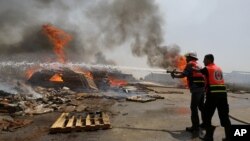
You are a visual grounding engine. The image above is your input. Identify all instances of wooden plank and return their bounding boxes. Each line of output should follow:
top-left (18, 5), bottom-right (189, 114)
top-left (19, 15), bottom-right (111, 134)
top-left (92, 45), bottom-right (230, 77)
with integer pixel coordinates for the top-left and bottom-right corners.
top-left (85, 114), bottom-right (91, 127)
top-left (50, 113), bottom-right (69, 133)
top-left (64, 115), bottom-right (75, 132)
top-left (66, 116), bottom-right (75, 128)
top-left (85, 114), bottom-right (95, 130)
top-left (95, 112), bottom-right (104, 127)
top-left (102, 112), bottom-right (111, 129)
top-left (50, 113), bottom-right (66, 128)
top-left (75, 116), bottom-right (85, 131)
top-left (94, 116), bottom-right (100, 129)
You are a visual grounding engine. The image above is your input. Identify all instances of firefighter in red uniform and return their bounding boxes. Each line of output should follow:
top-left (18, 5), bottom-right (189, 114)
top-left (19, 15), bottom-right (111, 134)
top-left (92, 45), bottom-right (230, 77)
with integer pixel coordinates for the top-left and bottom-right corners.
top-left (171, 52), bottom-right (205, 132)
top-left (200, 54), bottom-right (231, 141)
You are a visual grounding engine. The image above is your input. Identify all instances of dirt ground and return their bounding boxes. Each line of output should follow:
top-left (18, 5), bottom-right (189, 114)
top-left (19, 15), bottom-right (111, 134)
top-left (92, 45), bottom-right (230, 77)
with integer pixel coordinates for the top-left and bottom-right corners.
top-left (1, 87), bottom-right (249, 141)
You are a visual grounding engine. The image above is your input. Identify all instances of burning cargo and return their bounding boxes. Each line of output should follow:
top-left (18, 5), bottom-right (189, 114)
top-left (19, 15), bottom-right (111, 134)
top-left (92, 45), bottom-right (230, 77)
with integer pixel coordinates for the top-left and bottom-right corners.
top-left (27, 68), bottom-right (97, 92)
top-left (27, 67), bottom-right (135, 92)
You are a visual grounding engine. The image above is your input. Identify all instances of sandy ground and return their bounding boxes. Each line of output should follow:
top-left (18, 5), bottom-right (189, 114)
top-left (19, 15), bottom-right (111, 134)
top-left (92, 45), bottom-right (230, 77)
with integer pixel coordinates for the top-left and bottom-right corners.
top-left (1, 87), bottom-right (249, 141)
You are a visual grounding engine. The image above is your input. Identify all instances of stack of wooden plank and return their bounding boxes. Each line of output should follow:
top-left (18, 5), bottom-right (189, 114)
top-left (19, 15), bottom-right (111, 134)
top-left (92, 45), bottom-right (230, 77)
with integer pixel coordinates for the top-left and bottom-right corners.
top-left (50, 112), bottom-right (111, 133)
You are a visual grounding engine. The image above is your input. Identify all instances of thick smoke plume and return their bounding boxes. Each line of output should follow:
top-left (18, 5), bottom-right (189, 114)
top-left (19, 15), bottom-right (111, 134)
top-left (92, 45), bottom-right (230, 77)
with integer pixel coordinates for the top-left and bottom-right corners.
top-left (87, 0), bottom-right (181, 68)
top-left (0, 0), bottom-right (181, 68)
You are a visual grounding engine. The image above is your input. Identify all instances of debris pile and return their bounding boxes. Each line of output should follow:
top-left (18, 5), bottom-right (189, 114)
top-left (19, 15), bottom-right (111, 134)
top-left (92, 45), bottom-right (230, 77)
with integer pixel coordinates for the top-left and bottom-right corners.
top-left (0, 86), bottom-right (74, 116)
top-left (0, 66), bottom-right (186, 133)
top-left (27, 68), bottom-right (98, 92)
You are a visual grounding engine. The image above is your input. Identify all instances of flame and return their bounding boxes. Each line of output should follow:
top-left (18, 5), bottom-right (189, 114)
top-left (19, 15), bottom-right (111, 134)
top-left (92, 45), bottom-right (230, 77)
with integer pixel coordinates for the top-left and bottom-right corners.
top-left (42, 24), bottom-right (72, 63)
top-left (177, 56), bottom-right (188, 87)
top-left (108, 76), bottom-right (127, 87)
top-left (25, 67), bottom-right (40, 79)
top-left (49, 73), bottom-right (63, 82)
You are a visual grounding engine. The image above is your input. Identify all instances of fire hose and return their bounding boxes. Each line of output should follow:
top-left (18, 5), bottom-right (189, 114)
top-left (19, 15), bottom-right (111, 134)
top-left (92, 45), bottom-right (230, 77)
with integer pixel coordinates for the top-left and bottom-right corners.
top-left (229, 114), bottom-right (250, 125)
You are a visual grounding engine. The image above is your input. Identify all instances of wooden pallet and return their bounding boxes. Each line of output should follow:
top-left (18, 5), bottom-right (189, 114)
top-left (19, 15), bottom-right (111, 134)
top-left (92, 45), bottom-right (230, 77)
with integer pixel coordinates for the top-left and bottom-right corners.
top-left (50, 112), bottom-right (111, 133)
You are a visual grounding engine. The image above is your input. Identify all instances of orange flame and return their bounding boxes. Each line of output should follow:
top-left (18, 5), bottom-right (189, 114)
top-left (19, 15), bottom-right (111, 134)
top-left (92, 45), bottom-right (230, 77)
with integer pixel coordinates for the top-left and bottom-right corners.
top-left (25, 67), bottom-right (40, 79)
top-left (42, 24), bottom-right (72, 63)
top-left (108, 76), bottom-right (127, 87)
top-left (49, 73), bottom-right (63, 82)
top-left (177, 56), bottom-right (188, 87)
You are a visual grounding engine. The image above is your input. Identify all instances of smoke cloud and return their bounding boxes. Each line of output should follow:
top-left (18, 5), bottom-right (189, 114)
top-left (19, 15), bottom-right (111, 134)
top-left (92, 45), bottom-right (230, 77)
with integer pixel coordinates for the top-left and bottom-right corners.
top-left (94, 52), bottom-right (116, 65)
top-left (0, 0), bottom-right (181, 68)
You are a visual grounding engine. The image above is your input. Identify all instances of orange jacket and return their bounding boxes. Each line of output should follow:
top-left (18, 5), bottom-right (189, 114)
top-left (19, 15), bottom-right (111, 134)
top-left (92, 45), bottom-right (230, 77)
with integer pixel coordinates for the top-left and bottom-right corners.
top-left (206, 63), bottom-right (226, 93)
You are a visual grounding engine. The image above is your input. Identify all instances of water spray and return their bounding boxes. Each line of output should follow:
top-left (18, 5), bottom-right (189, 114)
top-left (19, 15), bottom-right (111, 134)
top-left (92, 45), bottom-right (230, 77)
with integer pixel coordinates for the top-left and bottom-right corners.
top-left (0, 61), bottom-right (168, 73)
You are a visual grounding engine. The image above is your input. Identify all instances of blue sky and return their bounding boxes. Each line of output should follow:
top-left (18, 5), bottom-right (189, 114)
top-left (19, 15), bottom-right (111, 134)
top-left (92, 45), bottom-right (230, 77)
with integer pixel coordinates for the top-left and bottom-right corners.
top-left (109, 0), bottom-right (250, 73)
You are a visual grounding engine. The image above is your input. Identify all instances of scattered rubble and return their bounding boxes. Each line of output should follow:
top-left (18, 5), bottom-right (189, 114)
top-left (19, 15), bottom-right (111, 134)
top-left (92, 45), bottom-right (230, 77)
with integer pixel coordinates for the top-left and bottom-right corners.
top-left (0, 114), bottom-right (32, 132)
top-left (0, 69), bottom-right (187, 133)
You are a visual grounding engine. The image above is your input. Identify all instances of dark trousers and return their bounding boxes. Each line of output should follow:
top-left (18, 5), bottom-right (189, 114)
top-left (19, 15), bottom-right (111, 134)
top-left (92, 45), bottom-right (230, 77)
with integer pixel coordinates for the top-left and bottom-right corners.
top-left (204, 93), bottom-right (231, 128)
top-left (190, 92), bottom-right (205, 128)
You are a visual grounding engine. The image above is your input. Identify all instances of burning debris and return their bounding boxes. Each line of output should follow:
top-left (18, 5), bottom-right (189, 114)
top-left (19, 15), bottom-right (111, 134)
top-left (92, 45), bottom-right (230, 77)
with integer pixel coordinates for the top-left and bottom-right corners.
top-left (26, 66), bottom-right (136, 92)
top-left (27, 68), bottom-right (98, 92)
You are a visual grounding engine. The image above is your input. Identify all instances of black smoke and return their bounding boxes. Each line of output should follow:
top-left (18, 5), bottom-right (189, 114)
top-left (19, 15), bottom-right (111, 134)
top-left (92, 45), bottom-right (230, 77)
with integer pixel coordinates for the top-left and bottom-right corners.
top-left (0, 0), bottom-right (181, 68)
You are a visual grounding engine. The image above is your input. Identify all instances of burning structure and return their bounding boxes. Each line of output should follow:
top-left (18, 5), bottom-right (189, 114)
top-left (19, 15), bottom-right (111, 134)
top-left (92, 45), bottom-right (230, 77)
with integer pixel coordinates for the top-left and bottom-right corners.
top-left (27, 68), bottom-right (97, 91)
top-left (0, 0), bottom-right (189, 136)
top-left (26, 67), bottom-right (136, 92)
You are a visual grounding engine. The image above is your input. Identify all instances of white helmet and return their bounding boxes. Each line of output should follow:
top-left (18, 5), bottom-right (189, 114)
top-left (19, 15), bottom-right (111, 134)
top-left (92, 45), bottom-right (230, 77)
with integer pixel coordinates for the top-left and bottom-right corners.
top-left (185, 51), bottom-right (198, 60)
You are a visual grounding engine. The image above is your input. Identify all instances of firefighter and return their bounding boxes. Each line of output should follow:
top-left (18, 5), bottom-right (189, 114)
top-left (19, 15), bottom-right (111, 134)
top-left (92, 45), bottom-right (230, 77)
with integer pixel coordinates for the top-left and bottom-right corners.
top-left (200, 54), bottom-right (231, 141)
top-left (171, 51), bottom-right (205, 132)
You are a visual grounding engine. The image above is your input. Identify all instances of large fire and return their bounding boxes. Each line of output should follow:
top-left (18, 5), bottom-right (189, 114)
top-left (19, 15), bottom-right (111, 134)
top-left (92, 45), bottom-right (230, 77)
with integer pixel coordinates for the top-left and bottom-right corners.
top-left (177, 55), bottom-right (188, 87)
top-left (42, 24), bottom-right (72, 63)
top-left (25, 24), bottom-right (72, 81)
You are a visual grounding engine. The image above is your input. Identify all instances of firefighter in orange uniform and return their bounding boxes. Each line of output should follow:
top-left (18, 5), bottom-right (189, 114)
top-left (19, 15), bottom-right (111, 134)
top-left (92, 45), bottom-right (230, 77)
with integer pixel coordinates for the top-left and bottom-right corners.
top-left (171, 52), bottom-right (206, 132)
top-left (200, 54), bottom-right (231, 141)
